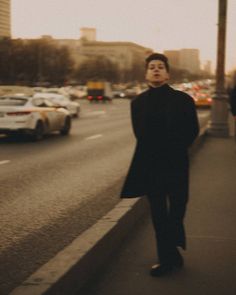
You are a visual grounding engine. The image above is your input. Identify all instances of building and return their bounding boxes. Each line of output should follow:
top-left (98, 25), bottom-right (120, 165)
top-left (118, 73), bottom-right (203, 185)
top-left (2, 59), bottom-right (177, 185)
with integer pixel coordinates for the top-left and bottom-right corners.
top-left (0, 0), bottom-right (11, 38)
top-left (54, 27), bottom-right (152, 71)
top-left (49, 28), bottom-right (151, 73)
top-left (164, 50), bottom-right (180, 69)
top-left (76, 39), bottom-right (151, 71)
top-left (179, 48), bottom-right (200, 74)
top-left (164, 48), bottom-right (201, 74)
top-left (203, 60), bottom-right (212, 75)
top-left (80, 27), bottom-right (96, 42)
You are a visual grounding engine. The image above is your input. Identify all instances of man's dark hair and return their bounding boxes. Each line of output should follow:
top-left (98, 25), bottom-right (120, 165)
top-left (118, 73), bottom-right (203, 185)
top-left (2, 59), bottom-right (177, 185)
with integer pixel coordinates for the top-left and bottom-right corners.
top-left (145, 53), bottom-right (170, 72)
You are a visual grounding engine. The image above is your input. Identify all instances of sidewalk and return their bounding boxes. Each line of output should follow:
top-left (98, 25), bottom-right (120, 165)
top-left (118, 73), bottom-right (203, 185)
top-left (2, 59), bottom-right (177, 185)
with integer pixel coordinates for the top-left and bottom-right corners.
top-left (79, 136), bottom-right (236, 295)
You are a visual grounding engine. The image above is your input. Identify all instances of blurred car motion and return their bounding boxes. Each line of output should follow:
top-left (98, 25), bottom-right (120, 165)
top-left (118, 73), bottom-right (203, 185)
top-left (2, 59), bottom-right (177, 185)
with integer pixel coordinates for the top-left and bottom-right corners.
top-left (173, 80), bottom-right (213, 109)
top-left (193, 92), bottom-right (212, 108)
top-left (0, 94), bottom-right (71, 140)
top-left (34, 92), bottom-right (80, 117)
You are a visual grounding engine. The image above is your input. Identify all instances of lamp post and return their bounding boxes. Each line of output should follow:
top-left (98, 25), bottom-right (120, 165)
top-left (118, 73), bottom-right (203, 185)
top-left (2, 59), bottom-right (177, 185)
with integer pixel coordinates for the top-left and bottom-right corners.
top-left (208, 0), bottom-right (229, 137)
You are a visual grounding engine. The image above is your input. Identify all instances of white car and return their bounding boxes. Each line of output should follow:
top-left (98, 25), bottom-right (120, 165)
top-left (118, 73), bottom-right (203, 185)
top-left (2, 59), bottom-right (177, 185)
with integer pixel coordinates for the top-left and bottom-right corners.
top-left (34, 92), bottom-right (80, 117)
top-left (0, 94), bottom-right (72, 140)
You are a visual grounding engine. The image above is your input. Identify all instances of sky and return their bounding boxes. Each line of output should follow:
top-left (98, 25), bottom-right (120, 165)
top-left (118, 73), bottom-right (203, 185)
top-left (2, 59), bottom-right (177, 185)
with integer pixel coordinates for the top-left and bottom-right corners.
top-left (11, 0), bottom-right (236, 72)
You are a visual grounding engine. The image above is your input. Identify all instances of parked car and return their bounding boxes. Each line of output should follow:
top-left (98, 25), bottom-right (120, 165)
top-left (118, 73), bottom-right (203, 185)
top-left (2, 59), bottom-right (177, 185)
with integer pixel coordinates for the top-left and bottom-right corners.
top-left (34, 92), bottom-right (80, 117)
top-left (0, 94), bottom-right (71, 140)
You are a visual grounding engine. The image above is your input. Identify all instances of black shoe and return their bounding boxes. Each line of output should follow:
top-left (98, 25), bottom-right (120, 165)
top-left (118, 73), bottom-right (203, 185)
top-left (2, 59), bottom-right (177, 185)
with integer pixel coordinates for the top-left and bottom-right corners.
top-left (150, 264), bottom-right (173, 277)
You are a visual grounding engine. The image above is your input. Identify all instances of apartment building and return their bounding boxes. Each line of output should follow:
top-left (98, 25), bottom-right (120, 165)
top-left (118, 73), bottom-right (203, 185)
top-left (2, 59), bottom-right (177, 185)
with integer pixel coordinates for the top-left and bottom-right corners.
top-left (0, 0), bottom-right (11, 38)
top-left (164, 48), bottom-right (201, 74)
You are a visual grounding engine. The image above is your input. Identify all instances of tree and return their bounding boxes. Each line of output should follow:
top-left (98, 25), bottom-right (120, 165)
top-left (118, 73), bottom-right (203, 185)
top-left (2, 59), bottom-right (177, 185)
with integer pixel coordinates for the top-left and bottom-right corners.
top-left (0, 38), bottom-right (74, 86)
top-left (73, 56), bottom-right (119, 83)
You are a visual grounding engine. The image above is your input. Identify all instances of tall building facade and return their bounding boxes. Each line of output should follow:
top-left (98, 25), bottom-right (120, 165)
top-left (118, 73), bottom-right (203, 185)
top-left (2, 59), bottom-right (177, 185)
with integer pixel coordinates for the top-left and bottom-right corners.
top-left (164, 50), bottom-right (180, 68)
top-left (179, 49), bottom-right (200, 74)
top-left (164, 48), bottom-right (201, 74)
top-left (0, 0), bottom-right (11, 38)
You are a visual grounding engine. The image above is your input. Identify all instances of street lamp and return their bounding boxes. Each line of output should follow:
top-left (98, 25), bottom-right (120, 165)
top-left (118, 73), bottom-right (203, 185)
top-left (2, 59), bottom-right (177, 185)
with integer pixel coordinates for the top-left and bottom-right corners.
top-left (208, 0), bottom-right (229, 137)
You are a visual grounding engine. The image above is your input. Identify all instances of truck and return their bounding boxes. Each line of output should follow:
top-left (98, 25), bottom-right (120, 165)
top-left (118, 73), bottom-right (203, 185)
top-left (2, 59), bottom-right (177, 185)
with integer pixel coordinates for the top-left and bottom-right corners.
top-left (86, 81), bottom-right (113, 102)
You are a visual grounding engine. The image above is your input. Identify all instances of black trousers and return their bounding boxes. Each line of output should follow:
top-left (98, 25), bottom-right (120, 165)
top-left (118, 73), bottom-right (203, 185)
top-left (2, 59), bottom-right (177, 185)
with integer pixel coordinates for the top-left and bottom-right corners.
top-left (147, 189), bottom-right (188, 265)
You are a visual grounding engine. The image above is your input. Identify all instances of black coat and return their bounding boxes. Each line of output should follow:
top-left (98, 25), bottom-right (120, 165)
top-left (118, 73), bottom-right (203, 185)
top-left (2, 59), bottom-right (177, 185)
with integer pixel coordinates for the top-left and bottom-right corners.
top-left (229, 86), bottom-right (236, 116)
top-left (121, 84), bottom-right (199, 198)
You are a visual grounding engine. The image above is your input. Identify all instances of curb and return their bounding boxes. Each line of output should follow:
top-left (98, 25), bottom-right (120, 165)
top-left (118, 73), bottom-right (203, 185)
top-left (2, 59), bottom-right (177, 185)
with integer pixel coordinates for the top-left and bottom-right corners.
top-left (10, 198), bottom-right (149, 295)
top-left (10, 127), bottom-right (208, 295)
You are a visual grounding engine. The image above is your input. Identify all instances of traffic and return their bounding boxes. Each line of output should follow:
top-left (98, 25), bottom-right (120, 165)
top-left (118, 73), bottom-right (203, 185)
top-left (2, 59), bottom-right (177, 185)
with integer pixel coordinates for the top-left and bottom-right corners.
top-left (0, 79), bottom-right (214, 141)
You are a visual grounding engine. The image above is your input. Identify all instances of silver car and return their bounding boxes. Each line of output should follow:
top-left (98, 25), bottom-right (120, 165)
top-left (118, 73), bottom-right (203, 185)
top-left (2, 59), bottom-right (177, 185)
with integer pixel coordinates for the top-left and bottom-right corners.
top-left (34, 92), bottom-right (80, 117)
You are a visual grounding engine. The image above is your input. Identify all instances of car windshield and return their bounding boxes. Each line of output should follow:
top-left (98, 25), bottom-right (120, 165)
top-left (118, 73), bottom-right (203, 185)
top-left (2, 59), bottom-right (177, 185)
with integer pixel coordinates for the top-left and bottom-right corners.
top-left (0, 97), bottom-right (28, 106)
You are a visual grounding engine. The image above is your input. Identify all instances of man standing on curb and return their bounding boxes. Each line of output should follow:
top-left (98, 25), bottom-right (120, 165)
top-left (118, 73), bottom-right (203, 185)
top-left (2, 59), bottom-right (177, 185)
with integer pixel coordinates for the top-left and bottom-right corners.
top-left (121, 53), bottom-right (199, 277)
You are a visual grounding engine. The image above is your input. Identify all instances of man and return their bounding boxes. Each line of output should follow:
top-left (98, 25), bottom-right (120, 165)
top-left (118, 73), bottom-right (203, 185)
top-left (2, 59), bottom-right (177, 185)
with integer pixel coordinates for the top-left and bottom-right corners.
top-left (121, 53), bottom-right (199, 277)
top-left (229, 85), bottom-right (236, 116)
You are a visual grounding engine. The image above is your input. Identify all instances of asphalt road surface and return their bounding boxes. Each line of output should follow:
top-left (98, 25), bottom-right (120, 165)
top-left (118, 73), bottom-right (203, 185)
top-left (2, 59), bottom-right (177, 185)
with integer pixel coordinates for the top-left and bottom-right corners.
top-left (0, 99), bottom-right (210, 294)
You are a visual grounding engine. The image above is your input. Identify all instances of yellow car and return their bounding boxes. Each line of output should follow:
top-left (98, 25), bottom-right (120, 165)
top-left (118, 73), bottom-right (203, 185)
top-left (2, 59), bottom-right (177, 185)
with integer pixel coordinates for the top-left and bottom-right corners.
top-left (193, 92), bottom-right (212, 108)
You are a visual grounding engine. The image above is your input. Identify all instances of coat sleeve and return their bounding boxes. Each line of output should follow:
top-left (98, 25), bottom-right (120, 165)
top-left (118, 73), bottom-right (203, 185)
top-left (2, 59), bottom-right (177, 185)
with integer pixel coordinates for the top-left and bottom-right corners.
top-left (183, 94), bottom-right (200, 147)
top-left (130, 98), bottom-right (143, 140)
top-left (229, 87), bottom-right (236, 116)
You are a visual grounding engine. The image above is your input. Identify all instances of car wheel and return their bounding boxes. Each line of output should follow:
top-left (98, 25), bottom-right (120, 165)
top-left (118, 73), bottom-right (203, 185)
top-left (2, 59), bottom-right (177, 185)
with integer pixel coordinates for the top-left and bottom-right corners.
top-left (60, 116), bottom-right (71, 136)
top-left (32, 121), bottom-right (44, 141)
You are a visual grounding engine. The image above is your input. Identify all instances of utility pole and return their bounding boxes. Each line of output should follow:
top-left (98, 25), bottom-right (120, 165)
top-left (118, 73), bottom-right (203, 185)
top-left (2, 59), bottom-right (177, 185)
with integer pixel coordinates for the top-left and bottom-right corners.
top-left (208, 0), bottom-right (229, 137)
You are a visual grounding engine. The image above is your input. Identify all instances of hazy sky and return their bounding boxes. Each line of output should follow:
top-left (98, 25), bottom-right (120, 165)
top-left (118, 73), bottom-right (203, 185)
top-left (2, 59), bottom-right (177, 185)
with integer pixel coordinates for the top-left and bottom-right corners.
top-left (11, 0), bottom-right (236, 72)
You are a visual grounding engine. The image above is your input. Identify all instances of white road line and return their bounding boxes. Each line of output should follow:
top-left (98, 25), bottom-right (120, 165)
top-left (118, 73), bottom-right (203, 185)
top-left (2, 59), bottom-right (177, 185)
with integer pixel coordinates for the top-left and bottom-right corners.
top-left (85, 134), bottom-right (103, 140)
top-left (84, 111), bottom-right (106, 117)
top-left (0, 160), bottom-right (10, 165)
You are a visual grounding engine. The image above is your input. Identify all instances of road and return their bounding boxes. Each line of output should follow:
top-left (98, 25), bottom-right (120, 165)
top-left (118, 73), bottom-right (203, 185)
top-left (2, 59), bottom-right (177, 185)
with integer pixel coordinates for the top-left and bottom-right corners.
top-left (0, 99), bottom-right (210, 294)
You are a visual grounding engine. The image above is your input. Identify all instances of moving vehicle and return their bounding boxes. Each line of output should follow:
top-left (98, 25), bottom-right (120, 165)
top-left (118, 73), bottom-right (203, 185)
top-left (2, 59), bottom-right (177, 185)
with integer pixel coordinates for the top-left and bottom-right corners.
top-left (34, 92), bottom-right (80, 117)
top-left (0, 94), bottom-right (71, 140)
top-left (193, 92), bottom-right (212, 108)
top-left (112, 89), bottom-right (125, 98)
top-left (87, 81), bottom-right (113, 102)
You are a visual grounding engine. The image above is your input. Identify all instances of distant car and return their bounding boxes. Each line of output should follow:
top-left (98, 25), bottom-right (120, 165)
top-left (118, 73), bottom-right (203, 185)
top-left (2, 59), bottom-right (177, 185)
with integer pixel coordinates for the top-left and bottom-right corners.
top-left (34, 92), bottom-right (80, 117)
top-left (193, 92), bottom-right (212, 108)
top-left (0, 94), bottom-right (71, 140)
top-left (124, 87), bottom-right (141, 99)
top-left (87, 81), bottom-right (113, 103)
top-left (112, 90), bottom-right (125, 98)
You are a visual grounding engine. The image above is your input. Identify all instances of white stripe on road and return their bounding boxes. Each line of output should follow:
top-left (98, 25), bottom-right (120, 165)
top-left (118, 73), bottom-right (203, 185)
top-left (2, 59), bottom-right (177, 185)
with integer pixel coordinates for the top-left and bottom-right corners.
top-left (84, 111), bottom-right (106, 117)
top-left (85, 134), bottom-right (103, 140)
top-left (0, 160), bottom-right (10, 165)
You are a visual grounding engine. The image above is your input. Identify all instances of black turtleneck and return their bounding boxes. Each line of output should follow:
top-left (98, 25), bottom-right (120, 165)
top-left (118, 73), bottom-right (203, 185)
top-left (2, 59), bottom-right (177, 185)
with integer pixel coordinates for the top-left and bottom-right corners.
top-left (145, 84), bottom-right (170, 153)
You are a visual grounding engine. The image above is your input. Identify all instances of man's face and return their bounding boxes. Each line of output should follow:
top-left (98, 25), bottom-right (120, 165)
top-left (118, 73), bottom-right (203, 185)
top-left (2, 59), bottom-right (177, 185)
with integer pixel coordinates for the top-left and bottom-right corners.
top-left (145, 60), bottom-right (169, 87)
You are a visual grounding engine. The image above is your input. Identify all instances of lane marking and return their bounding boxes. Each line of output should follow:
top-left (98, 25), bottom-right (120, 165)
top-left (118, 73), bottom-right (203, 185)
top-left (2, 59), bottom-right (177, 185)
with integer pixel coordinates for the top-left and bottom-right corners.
top-left (84, 111), bottom-right (106, 117)
top-left (0, 160), bottom-right (10, 165)
top-left (85, 134), bottom-right (103, 140)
